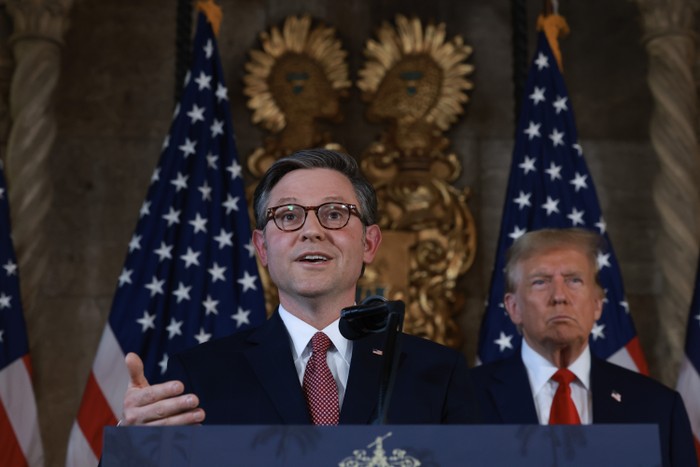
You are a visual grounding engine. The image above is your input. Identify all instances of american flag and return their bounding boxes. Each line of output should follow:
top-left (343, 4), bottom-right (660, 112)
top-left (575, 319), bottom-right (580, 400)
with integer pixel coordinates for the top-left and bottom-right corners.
top-left (677, 259), bottom-right (700, 463)
top-left (477, 30), bottom-right (648, 374)
top-left (66, 12), bottom-right (266, 466)
top-left (0, 160), bottom-right (44, 466)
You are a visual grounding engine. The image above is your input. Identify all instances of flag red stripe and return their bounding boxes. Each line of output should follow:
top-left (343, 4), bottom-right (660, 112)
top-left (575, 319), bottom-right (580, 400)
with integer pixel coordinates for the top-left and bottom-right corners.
top-left (624, 337), bottom-right (649, 375)
top-left (76, 372), bottom-right (118, 458)
top-left (0, 399), bottom-right (28, 467)
top-left (22, 355), bottom-right (33, 379)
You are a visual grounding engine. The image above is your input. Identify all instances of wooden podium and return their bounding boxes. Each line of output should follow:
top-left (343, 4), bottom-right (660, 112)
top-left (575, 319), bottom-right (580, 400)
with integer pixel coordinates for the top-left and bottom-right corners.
top-left (102, 424), bottom-right (661, 466)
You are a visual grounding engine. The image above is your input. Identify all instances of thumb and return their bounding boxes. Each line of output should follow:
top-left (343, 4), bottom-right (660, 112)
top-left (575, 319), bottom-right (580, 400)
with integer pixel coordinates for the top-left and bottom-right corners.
top-left (125, 352), bottom-right (149, 389)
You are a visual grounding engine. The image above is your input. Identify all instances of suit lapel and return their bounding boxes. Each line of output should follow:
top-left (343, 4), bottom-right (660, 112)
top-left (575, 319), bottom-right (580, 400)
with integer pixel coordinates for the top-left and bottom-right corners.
top-left (340, 333), bottom-right (385, 423)
top-left (246, 312), bottom-right (311, 424)
top-left (591, 357), bottom-right (626, 423)
top-left (489, 356), bottom-right (540, 423)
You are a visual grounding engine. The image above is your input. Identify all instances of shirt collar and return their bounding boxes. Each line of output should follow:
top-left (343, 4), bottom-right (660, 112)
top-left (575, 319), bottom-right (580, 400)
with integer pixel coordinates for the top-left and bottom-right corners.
top-left (277, 305), bottom-right (352, 364)
top-left (521, 338), bottom-right (591, 393)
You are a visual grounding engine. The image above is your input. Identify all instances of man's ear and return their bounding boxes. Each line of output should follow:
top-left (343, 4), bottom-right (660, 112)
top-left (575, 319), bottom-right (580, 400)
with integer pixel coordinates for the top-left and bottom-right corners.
top-left (593, 287), bottom-right (603, 321)
top-left (362, 224), bottom-right (382, 264)
top-left (252, 229), bottom-right (268, 267)
top-left (503, 293), bottom-right (522, 326)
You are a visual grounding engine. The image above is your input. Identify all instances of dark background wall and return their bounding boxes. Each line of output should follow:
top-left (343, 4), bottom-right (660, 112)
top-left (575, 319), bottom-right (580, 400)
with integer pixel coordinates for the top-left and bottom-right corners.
top-left (4, 0), bottom-right (669, 465)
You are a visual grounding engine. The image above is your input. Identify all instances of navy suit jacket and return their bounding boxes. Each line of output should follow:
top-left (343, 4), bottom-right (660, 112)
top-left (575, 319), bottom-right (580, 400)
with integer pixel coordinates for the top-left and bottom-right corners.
top-left (168, 311), bottom-right (478, 425)
top-left (470, 353), bottom-right (697, 467)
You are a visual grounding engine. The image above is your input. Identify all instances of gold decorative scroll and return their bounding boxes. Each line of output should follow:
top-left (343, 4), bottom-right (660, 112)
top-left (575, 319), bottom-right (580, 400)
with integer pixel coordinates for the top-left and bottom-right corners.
top-left (243, 14), bottom-right (350, 314)
top-left (356, 15), bottom-right (476, 348)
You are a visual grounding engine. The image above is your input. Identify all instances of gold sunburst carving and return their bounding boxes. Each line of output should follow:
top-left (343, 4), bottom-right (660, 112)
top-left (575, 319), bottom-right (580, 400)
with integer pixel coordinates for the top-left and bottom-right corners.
top-left (357, 14), bottom-right (473, 133)
top-left (243, 15), bottom-right (350, 180)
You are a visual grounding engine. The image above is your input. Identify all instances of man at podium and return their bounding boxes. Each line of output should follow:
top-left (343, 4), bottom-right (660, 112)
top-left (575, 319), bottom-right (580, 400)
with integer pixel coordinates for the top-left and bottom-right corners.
top-left (118, 148), bottom-right (478, 427)
top-left (471, 228), bottom-right (696, 467)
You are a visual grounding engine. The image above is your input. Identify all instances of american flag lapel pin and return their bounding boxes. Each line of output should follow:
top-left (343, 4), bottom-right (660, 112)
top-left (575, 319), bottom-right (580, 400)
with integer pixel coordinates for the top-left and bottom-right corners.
top-left (611, 390), bottom-right (622, 402)
top-left (372, 349), bottom-right (383, 356)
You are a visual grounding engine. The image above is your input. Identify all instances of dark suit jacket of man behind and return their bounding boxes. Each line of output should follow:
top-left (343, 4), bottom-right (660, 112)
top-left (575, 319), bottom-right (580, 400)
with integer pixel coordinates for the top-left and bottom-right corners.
top-left (470, 353), bottom-right (697, 467)
top-left (168, 311), bottom-right (478, 425)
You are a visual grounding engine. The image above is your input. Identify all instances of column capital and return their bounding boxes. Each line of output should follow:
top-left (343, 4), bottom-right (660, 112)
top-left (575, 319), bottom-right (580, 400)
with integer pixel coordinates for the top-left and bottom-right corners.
top-left (6, 0), bottom-right (73, 46)
top-left (636, 0), bottom-right (700, 39)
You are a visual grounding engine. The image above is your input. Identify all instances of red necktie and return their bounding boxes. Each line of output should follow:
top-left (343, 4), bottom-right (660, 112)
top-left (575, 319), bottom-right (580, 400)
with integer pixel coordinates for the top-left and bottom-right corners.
top-left (549, 368), bottom-right (581, 425)
top-left (303, 332), bottom-right (339, 425)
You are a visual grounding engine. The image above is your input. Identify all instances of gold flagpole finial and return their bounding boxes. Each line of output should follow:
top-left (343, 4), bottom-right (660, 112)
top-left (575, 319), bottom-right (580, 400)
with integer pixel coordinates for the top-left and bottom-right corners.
top-left (536, 13), bottom-right (570, 71)
top-left (196, 0), bottom-right (223, 37)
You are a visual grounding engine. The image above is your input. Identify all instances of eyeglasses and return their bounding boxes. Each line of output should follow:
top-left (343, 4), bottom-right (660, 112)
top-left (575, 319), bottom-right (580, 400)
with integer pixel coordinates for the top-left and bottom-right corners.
top-left (265, 202), bottom-right (361, 232)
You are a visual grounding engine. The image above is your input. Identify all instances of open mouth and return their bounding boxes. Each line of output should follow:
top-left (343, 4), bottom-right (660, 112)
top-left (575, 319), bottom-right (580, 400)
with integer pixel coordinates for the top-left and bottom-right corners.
top-left (299, 254), bottom-right (329, 263)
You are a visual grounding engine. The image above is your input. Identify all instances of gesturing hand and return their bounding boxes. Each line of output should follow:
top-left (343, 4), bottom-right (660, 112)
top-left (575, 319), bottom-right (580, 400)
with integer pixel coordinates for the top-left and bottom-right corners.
top-left (120, 352), bottom-right (205, 426)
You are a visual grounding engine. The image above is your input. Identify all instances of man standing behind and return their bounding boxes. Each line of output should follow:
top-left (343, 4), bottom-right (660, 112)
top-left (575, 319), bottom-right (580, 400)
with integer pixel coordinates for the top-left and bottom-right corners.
top-left (119, 148), bottom-right (476, 427)
top-left (471, 228), bottom-right (696, 467)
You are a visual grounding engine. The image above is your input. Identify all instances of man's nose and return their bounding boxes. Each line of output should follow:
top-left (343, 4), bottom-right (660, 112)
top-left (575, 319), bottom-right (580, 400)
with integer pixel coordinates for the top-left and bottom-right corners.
top-left (551, 277), bottom-right (568, 304)
top-left (299, 211), bottom-right (325, 240)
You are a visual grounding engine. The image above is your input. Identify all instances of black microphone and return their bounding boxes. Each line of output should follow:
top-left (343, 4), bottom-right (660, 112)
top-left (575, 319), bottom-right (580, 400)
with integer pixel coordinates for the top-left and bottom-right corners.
top-left (339, 295), bottom-right (392, 340)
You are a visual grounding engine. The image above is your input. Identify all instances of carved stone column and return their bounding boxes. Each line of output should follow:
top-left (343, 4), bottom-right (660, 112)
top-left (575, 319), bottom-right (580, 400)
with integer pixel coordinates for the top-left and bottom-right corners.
top-left (637, 0), bottom-right (700, 384)
top-left (5, 0), bottom-right (72, 311)
top-left (0, 4), bottom-right (13, 161)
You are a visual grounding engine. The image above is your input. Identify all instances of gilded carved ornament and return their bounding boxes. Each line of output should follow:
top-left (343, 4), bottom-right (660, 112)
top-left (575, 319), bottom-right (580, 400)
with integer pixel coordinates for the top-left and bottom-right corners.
top-left (243, 14), bottom-right (350, 179)
top-left (356, 15), bottom-right (476, 347)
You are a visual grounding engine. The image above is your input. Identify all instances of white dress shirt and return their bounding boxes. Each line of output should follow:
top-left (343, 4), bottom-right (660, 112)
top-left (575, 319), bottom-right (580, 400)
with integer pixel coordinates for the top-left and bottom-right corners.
top-left (278, 305), bottom-right (353, 408)
top-left (521, 339), bottom-right (593, 424)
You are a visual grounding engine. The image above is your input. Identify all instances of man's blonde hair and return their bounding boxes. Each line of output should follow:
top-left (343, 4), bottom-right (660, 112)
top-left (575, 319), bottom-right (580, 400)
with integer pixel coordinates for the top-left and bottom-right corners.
top-left (504, 228), bottom-right (604, 294)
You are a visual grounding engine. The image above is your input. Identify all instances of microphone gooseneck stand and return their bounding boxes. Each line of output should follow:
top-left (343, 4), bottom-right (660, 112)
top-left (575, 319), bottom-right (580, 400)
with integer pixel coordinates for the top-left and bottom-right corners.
top-left (339, 296), bottom-right (405, 425)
